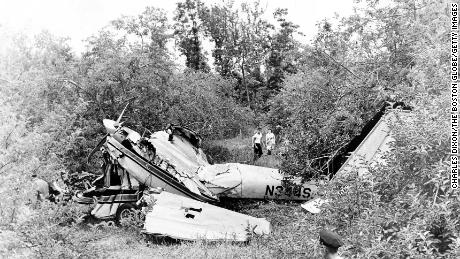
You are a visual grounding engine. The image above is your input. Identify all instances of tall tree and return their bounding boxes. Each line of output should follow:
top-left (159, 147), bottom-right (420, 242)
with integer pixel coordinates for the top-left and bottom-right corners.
top-left (266, 8), bottom-right (302, 93)
top-left (111, 7), bottom-right (171, 59)
top-left (199, 1), bottom-right (272, 107)
top-left (199, 1), bottom-right (235, 77)
top-left (174, 0), bottom-right (209, 71)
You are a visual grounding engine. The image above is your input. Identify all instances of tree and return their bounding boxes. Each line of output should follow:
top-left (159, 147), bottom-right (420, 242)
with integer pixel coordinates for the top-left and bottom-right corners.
top-left (111, 7), bottom-right (171, 58)
top-left (266, 8), bottom-right (302, 93)
top-left (174, 0), bottom-right (209, 72)
top-left (76, 6), bottom-right (255, 171)
top-left (271, 0), bottom-right (448, 179)
top-left (199, 1), bottom-right (272, 108)
top-left (199, 1), bottom-right (235, 77)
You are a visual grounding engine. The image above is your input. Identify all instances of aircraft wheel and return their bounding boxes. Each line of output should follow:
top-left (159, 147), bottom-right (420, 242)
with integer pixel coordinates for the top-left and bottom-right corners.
top-left (115, 203), bottom-right (137, 224)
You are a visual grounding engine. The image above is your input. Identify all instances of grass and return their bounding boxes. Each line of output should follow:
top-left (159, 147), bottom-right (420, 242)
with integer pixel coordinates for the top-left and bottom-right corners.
top-left (206, 136), bottom-right (282, 168)
top-left (80, 200), bottom-right (323, 259)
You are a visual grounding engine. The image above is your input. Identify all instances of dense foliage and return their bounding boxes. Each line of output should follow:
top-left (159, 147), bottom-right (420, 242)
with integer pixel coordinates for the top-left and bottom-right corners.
top-left (268, 0), bottom-right (451, 179)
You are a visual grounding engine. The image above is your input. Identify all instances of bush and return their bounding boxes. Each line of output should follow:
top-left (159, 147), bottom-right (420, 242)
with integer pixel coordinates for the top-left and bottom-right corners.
top-left (14, 201), bottom-right (106, 258)
top-left (202, 144), bottom-right (233, 164)
top-left (267, 70), bottom-right (368, 179)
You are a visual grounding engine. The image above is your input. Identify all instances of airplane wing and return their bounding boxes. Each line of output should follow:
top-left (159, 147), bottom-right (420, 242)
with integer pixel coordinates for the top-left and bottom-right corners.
top-left (142, 191), bottom-right (271, 242)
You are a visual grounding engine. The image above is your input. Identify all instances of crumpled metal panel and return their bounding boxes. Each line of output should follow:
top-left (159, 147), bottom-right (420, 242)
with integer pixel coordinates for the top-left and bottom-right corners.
top-left (149, 131), bottom-right (210, 174)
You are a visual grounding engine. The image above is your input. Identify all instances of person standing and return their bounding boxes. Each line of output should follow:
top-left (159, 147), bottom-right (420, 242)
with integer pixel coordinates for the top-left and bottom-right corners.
top-left (265, 129), bottom-right (276, 155)
top-left (252, 128), bottom-right (263, 162)
top-left (166, 124), bottom-right (174, 142)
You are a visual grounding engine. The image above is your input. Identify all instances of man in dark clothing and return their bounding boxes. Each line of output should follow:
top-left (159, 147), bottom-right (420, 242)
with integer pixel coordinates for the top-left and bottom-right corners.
top-left (252, 128), bottom-right (263, 162)
top-left (120, 130), bottom-right (134, 151)
top-left (119, 129), bottom-right (141, 155)
top-left (319, 229), bottom-right (344, 259)
top-left (166, 124), bottom-right (174, 142)
top-left (139, 138), bottom-right (156, 163)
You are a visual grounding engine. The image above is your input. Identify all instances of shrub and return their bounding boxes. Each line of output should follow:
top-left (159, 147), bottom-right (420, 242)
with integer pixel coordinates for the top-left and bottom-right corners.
top-left (202, 144), bottom-right (233, 164)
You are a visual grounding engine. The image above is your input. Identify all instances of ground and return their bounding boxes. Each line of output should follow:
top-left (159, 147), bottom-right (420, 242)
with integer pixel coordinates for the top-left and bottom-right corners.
top-left (84, 200), bottom-right (322, 258)
top-left (207, 135), bottom-right (283, 168)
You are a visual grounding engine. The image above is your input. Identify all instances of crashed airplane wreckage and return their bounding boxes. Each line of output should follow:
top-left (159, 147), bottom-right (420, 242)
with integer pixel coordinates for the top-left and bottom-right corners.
top-left (74, 109), bottom-right (315, 241)
top-left (302, 102), bottom-right (412, 213)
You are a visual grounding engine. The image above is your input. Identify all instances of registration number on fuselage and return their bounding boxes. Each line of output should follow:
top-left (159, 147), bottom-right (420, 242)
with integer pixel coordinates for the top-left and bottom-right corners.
top-left (264, 185), bottom-right (312, 199)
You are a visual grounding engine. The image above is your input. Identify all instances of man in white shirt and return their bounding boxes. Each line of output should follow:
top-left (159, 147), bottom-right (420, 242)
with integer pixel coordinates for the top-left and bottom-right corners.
top-left (265, 129), bottom-right (276, 155)
top-left (252, 128), bottom-right (263, 162)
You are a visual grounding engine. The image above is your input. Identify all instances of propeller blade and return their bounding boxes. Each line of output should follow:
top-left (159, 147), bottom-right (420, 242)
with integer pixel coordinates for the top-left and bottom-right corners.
top-left (116, 102), bottom-right (130, 124)
top-left (86, 134), bottom-right (108, 164)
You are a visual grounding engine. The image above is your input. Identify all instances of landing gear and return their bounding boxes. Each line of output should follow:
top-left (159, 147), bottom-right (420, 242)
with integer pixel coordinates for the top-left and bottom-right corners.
top-left (115, 203), bottom-right (137, 224)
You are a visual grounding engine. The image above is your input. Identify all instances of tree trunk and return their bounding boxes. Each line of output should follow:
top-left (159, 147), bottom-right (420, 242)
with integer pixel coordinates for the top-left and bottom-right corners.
top-left (241, 55), bottom-right (250, 108)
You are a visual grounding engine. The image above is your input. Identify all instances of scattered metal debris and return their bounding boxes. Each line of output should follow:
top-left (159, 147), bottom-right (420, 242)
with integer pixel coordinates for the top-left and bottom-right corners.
top-left (74, 109), bottom-right (317, 241)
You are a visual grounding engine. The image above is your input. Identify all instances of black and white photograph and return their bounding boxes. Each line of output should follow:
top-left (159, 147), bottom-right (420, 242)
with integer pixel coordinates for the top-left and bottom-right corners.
top-left (0, 0), bottom-right (458, 258)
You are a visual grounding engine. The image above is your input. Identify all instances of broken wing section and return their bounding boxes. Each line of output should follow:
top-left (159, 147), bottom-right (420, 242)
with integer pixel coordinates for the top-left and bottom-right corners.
top-left (143, 191), bottom-right (271, 242)
top-left (334, 111), bottom-right (412, 178)
top-left (301, 111), bottom-right (413, 213)
top-left (198, 163), bottom-right (318, 201)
